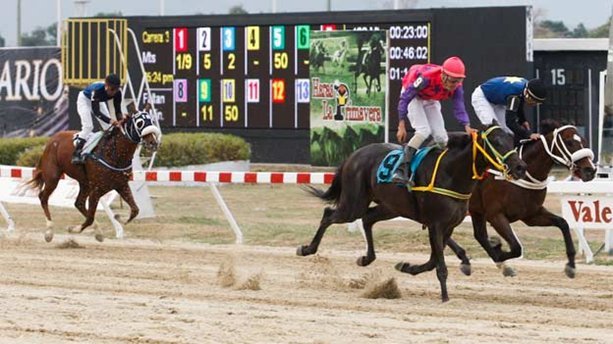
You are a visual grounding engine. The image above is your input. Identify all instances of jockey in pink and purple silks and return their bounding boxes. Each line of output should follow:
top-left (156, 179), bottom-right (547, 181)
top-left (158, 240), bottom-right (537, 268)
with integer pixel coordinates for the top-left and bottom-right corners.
top-left (392, 56), bottom-right (476, 186)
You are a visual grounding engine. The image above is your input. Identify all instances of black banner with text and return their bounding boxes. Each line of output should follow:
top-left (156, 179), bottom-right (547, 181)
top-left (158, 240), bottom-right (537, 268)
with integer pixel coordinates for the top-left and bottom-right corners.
top-left (0, 47), bottom-right (67, 137)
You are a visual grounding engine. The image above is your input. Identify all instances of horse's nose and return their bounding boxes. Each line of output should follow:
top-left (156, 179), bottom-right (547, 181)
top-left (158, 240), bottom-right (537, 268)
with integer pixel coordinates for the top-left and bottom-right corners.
top-left (581, 166), bottom-right (596, 182)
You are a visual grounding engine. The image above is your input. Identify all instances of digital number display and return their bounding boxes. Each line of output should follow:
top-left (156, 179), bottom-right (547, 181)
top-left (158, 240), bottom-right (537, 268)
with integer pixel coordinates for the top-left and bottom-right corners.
top-left (137, 22), bottom-right (429, 129)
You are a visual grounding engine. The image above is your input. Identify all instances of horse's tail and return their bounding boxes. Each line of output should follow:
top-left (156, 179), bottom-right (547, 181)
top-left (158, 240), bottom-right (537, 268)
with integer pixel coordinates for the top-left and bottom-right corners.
top-left (303, 163), bottom-right (344, 206)
top-left (26, 149), bottom-right (45, 191)
top-left (26, 168), bottom-right (44, 191)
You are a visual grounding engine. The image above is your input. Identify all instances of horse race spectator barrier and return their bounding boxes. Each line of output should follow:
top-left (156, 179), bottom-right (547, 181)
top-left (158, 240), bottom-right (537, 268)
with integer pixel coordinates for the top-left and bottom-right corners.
top-left (0, 165), bottom-right (610, 261)
top-left (0, 165), bottom-right (333, 244)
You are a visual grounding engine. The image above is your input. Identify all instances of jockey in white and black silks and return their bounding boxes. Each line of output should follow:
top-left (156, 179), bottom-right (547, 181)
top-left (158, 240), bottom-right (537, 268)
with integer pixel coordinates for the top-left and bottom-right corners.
top-left (73, 74), bottom-right (123, 164)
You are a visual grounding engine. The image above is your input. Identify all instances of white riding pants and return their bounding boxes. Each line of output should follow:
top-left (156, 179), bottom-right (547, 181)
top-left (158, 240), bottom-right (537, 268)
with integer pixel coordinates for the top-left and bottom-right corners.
top-left (471, 86), bottom-right (512, 134)
top-left (76, 91), bottom-right (111, 142)
top-left (406, 97), bottom-right (447, 148)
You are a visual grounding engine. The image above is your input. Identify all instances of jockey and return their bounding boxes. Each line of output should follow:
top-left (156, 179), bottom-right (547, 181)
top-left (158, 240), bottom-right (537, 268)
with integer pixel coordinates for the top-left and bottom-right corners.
top-left (392, 56), bottom-right (476, 185)
top-left (472, 77), bottom-right (546, 143)
top-left (72, 74), bottom-right (123, 164)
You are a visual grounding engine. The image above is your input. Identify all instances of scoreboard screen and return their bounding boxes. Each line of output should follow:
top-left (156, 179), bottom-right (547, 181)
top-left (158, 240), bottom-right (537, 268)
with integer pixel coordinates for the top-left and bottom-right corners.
top-left (137, 22), bottom-right (430, 130)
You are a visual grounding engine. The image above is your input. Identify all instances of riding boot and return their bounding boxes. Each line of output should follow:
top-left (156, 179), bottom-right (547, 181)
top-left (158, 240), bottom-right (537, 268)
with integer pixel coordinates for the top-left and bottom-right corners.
top-left (71, 138), bottom-right (86, 165)
top-left (391, 146), bottom-right (418, 186)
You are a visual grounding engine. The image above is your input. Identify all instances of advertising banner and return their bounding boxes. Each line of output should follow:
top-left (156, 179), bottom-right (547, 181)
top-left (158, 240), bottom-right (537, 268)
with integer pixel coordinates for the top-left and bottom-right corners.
top-left (0, 47), bottom-right (67, 137)
top-left (310, 30), bottom-right (388, 166)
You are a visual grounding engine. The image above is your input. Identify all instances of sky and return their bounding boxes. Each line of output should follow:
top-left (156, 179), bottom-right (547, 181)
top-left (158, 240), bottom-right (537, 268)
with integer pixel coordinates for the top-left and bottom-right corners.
top-left (0, 0), bottom-right (611, 46)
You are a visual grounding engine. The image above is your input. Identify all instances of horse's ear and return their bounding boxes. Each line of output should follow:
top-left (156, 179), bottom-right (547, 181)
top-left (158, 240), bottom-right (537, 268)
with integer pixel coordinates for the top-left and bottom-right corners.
top-left (144, 102), bottom-right (152, 111)
top-left (539, 119), bottom-right (560, 135)
top-left (126, 102), bottom-right (138, 115)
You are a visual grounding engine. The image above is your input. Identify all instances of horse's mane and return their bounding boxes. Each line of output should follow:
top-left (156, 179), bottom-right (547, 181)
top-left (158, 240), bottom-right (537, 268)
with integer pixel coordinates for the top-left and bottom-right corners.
top-left (446, 132), bottom-right (472, 149)
top-left (539, 119), bottom-right (561, 136)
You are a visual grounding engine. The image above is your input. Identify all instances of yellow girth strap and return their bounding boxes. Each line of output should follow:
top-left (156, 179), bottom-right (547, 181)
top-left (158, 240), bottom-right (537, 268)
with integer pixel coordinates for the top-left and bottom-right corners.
top-left (411, 149), bottom-right (472, 200)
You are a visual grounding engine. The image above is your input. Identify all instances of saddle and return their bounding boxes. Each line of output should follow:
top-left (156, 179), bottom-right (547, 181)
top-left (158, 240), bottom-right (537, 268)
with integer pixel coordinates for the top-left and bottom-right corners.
top-left (74, 131), bottom-right (105, 158)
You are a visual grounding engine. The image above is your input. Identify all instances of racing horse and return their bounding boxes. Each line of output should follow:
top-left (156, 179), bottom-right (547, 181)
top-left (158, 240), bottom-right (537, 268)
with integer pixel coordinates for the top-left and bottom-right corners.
top-left (27, 111), bottom-right (161, 243)
top-left (331, 40), bottom-right (348, 68)
top-left (297, 124), bottom-right (527, 302)
top-left (449, 120), bottom-right (596, 277)
top-left (310, 40), bottom-right (327, 73)
top-left (353, 39), bottom-right (384, 96)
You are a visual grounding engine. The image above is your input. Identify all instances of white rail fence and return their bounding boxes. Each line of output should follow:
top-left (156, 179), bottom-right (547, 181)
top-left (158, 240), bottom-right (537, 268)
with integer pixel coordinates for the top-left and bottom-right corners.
top-left (0, 165), bottom-right (611, 261)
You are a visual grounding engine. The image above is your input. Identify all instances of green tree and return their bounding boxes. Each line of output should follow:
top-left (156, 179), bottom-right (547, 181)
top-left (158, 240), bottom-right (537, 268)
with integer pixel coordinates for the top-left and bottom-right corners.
top-left (94, 11), bottom-right (123, 17)
top-left (0, 33), bottom-right (4, 47)
top-left (570, 23), bottom-right (588, 38)
top-left (589, 17), bottom-right (611, 38)
top-left (228, 5), bottom-right (248, 14)
top-left (540, 20), bottom-right (570, 36)
top-left (20, 23), bottom-right (56, 46)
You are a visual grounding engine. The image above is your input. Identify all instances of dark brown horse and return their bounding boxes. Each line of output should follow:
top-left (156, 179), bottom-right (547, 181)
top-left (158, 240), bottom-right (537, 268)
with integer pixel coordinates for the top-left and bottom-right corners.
top-left (458, 120), bottom-right (596, 277)
top-left (298, 124), bottom-right (527, 302)
top-left (27, 111), bottom-right (160, 243)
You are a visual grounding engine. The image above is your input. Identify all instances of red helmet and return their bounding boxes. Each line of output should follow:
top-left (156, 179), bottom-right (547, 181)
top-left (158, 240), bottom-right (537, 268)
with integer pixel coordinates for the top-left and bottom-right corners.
top-left (442, 56), bottom-right (466, 78)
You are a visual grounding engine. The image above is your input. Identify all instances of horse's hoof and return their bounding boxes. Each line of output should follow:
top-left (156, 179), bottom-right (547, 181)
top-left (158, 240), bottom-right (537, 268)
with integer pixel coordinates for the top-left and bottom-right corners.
top-left (95, 233), bottom-right (104, 242)
top-left (356, 256), bottom-right (374, 267)
top-left (564, 264), bottom-right (576, 279)
top-left (441, 296), bottom-right (450, 303)
top-left (394, 262), bottom-right (408, 272)
top-left (460, 263), bottom-right (472, 276)
top-left (296, 246), bottom-right (308, 256)
top-left (114, 214), bottom-right (121, 221)
top-left (44, 230), bottom-right (54, 243)
top-left (502, 265), bottom-right (516, 277)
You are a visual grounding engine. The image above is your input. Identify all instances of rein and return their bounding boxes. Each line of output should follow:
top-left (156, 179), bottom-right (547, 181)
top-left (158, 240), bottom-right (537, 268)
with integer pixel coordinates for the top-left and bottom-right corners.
top-left (87, 124), bottom-right (134, 172)
top-left (412, 126), bottom-right (516, 200)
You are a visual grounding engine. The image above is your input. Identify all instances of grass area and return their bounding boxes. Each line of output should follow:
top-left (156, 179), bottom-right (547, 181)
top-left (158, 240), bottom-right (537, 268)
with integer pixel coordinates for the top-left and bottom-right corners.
top-left (2, 183), bottom-right (611, 265)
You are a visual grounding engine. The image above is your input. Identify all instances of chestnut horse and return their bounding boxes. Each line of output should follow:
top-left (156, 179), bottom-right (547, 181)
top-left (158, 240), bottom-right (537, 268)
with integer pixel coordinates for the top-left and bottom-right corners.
top-left (454, 120), bottom-right (596, 277)
top-left (298, 124), bottom-right (526, 302)
top-left (27, 112), bottom-right (161, 243)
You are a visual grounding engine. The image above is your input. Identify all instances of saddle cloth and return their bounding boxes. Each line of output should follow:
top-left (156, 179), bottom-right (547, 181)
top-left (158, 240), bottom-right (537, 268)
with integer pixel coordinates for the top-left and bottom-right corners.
top-left (376, 146), bottom-right (435, 184)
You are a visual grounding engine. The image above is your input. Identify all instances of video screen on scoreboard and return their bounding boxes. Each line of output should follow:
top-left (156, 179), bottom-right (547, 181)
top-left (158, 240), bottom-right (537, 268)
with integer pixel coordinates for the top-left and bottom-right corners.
top-left (138, 22), bottom-right (430, 130)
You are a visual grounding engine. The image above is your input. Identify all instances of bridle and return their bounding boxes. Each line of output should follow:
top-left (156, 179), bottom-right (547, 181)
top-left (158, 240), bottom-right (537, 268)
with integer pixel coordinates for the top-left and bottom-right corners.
top-left (489, 125), bottom-right (595, 190)
top-left (88, 115), bottom-right (160, 172)
top-left (524, 125), bottom-right (594, 171)
top-left (472, 126), bottom-right (518, 180)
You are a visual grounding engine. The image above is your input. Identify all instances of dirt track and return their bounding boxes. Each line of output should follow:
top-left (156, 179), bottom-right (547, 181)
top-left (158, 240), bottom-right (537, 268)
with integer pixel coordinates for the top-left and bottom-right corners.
top-left (0, 233), bottom-right (611, 344)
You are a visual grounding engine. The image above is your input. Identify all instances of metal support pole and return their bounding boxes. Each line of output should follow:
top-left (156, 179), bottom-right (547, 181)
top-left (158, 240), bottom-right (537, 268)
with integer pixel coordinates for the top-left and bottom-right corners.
top-left (17, 0), bottom-right (21, 46)
top-left (208, 183), bottom-right (243, 244)
top-left (0, 202), bottom-right (15, 233)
